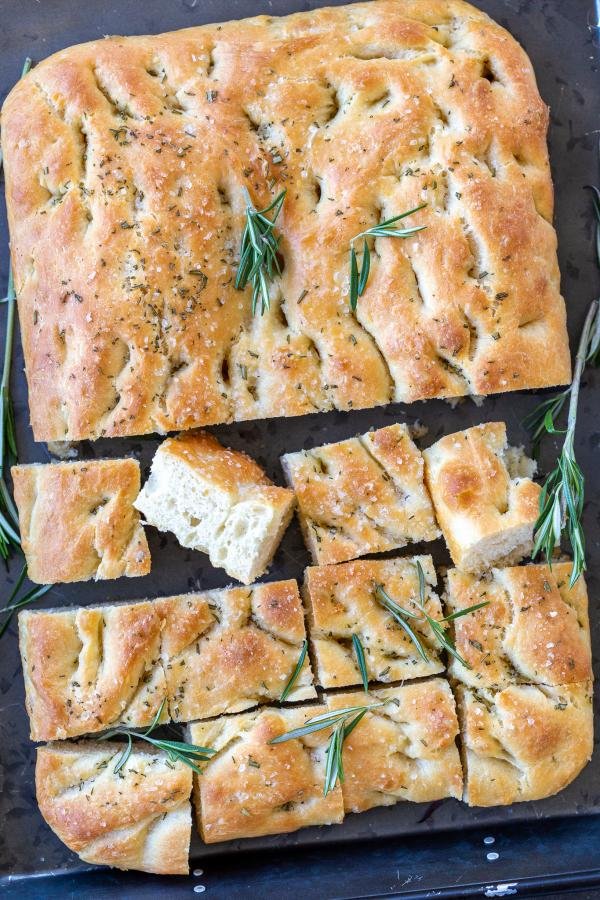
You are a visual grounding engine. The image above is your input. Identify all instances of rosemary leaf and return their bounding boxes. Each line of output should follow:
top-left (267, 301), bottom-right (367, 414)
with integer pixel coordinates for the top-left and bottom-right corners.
top-left (280, 639), bottom-right (308, 701)
top-left (0, 568), bottom-right (52, 639)
top-left (351, 633), bottom-right (369, 692)
top-left (100, 698), bottom-right (216, 775)
top-left (347, 204), bottom-right (427, 310)
top-left (268, 702), bottom-right (385, 745)
top-left (441, 600), bottom-right (491, 622)
top-left (235, 188), bottom-right (285, 315)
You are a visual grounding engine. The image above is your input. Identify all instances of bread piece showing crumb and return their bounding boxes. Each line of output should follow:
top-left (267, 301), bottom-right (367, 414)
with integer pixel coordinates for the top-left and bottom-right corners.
top-left (12, 458), bottom-right (150, 584)
top-left (135, 431), bottom-right (295, 584)
top-left (423, 422), bottom-right (540, 573)
top-left (327, 681), bottom-right (462, 813)
top-left (187, 704), bottom-right (344, 843)
top-left (456, 681), bottom-right (593, 806)
top-left (282, 424), bottom-right (439, 565)
top-left (303, 556), bottom-right (445, 688)
top-left (444, 562), bottom-right (592, 691)
top-left (36, 742), bottom-right (192, 874)
top-left (157, 580), bottom-right (315, 721)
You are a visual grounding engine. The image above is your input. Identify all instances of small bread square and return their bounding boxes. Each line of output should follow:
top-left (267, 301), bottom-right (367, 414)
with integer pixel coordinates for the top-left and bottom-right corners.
top-left (36, 742), bottom-right (192, 874)
top-left (456, 681), bottom-right (593, 806)
top-left (423, 422), bottom-right (540, 573)
top-left (12, 458), bottom-right (150, 584)
top-left (19, 600), bottom-right (167, 741)
top-left (134, 431), bottom-right (295, 584)
top-left (303, 556), bottom-right (445, 688)
top-left (157, 580), bottom-right (315, 722)
top-left (444, 563), bottom-right (592, 690)
top-left (281, 424), bottom-right (439, 565)
top-left (187, 704), bottom-right (344, 843)
top-left (326, 681), bottom-right (462, 813)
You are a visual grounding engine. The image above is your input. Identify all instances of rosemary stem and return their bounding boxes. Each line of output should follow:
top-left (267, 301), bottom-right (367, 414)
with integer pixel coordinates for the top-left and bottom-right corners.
top-left (564, 299), bottom-right (598, 459)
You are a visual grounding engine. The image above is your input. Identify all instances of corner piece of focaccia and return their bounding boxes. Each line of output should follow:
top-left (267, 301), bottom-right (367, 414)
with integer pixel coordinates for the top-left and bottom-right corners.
top-left (444, 562), bottom-right (592, 690)
top-left (456, 680), bottom-right (593, 806)
top-left (157, 579), bottom-right (315, 721)
top-left (303, 556), bottom-right (445, 688)
top-left (12, 458), bottom-right (150, 584)
top-left (187, 705), bottom-right (344, 843)
top-left (36, 742), bottom-right (193, 874)
top-left (423, 422), bottom-right (540, 573)
top-left (281, 424), bottom-right (439, 565)
top-left (326, 681), bottom-right (462, 813)
top-left (19, 600), bottom-right (167, 741)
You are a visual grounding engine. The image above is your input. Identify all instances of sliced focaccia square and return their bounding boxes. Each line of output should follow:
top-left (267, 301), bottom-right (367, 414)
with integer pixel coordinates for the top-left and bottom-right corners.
top-left (303, 556), bottom-right (445, 688)
top-left (134, 431), bottom-right (295, 584)
top-left (187, 704), bottom-right (344, 843)
top-left (444, 563), bottom-right (592, 690)
top-left (12, 458), bottom-right (150, 584)
top-left (326, 681), bottom-right (462, 813)
top-left (456, 681), bottom-right (593, 806)
top-left (19, 600), bottom-right (167, 741)
top-left (36, 742), bottom-right (192, 874)
top-left (423, 422), bottom-right (540, 573)
top-left (281, 424), bottom-right (439, 565)
top-left (157, 579), bottom-right (315, 722)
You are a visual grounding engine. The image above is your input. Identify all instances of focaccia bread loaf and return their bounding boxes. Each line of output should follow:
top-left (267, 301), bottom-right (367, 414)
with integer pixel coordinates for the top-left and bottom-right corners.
top-left (12, 458), bottom-right (150, 584)
top-left (326, 681), bottom-right (462, 813)
top-left (36, 742), bottom-right (192, 874)
top-left (134, 430), bottom-right (294, 584)
top-left (423, 422), bottom-right (540, 572)
top-left (187, 704), bottom-right (344, 843)
top-left (444, 563), bottom-right (592, 690)
top-left (303, 556), bottom-right (445, 687)
top-left (2, 0), bottom-right (569, 442)
top-left (456, 681), bottom-right (593, 806)
top-left (157, 580), bottom-right (315, 721)
top-left (19, 600), bottom-right (167, 741)
top-left (281, 423), bottom-right (439, 565)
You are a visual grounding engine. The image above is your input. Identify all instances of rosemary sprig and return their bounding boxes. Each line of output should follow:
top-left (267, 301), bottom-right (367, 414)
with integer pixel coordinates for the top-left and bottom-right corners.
top-left (235, 188), bottom-right (286, 315)
top-left (269, 702), bottom-right (384, 795)
top-left (280, 639), bottom-right (308, 701)
top-left (352, 633), bottom-right (369, 692)
top-left (374, 561), bottom-right (489, 668)
top-left (0, 565), bottom-right (53, 638)
top-left (584, 182), bottom-right (600, 268)
top-left (100, 699), bottom-right (216, 775)
top-left (348, 203), bottom-right (427, 311)
top-left (529, 299), bottom-right (600, 586)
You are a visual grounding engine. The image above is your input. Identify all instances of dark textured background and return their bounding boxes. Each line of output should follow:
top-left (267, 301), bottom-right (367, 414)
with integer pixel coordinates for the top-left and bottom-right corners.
top-left (0, 0), bottom-right (599, 896)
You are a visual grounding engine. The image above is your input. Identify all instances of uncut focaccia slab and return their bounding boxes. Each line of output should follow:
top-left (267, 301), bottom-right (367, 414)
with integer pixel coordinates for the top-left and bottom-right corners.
top-left (135, 431), bottom-right (295, 584)
top-left (456, 681), bottom-right (593, 806)
top-left (36, 742), bottom-right (192, 874)
top-left (12, 458), bottom-right (150, 584)
top-left (281, 424), bottom-right (438, 565)
top-left (157, 580), bottom-right (315, 721)
top-left (423, 422), bottom-right (540, 573)
top-left (2, 0), bottom-right (569, 442)
top-left (327, 682), bottom-right (462, 813)
top-left (303, 556), bottom-right (445, 688)
top-left (187, 705), bottom-right (344, 843)
top-left (19, 600), bottom-right (167, 740)
top-left (444, 563), bottom-right (592, 690)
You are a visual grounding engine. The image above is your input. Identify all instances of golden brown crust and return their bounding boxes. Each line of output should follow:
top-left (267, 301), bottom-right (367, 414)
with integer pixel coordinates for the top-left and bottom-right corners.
top-left (282, 424), bottom-right (439, 564)
top-left (2, 1), bottom-right (569, 441)
top-left (36, 742), bottom-right (192, 874)
top-left (157, 580), bottom-right (316, 721)
top-left (19, 601), bottom-right (167, 741)
top-left (423, 422), bottom-right (540, 571)
top-left (161, 430), bottom-right (272, 492)
top-left (187, 705), bottom-right (344, 843)
top-left (444, 563), bottom-right (592, 690)
top-left (456, 681), bottom-right (593, 806)
top-left (12, 459), bottom-right (150, 584)
top-left (327, 682), bottom-right (462, 813)
top-left (303, 556), bottom-right (445, 687)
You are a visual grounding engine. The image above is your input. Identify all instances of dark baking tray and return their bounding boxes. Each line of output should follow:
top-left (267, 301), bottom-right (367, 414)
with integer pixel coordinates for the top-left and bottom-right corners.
top-left (0, 0), bottom-right (599, 896)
